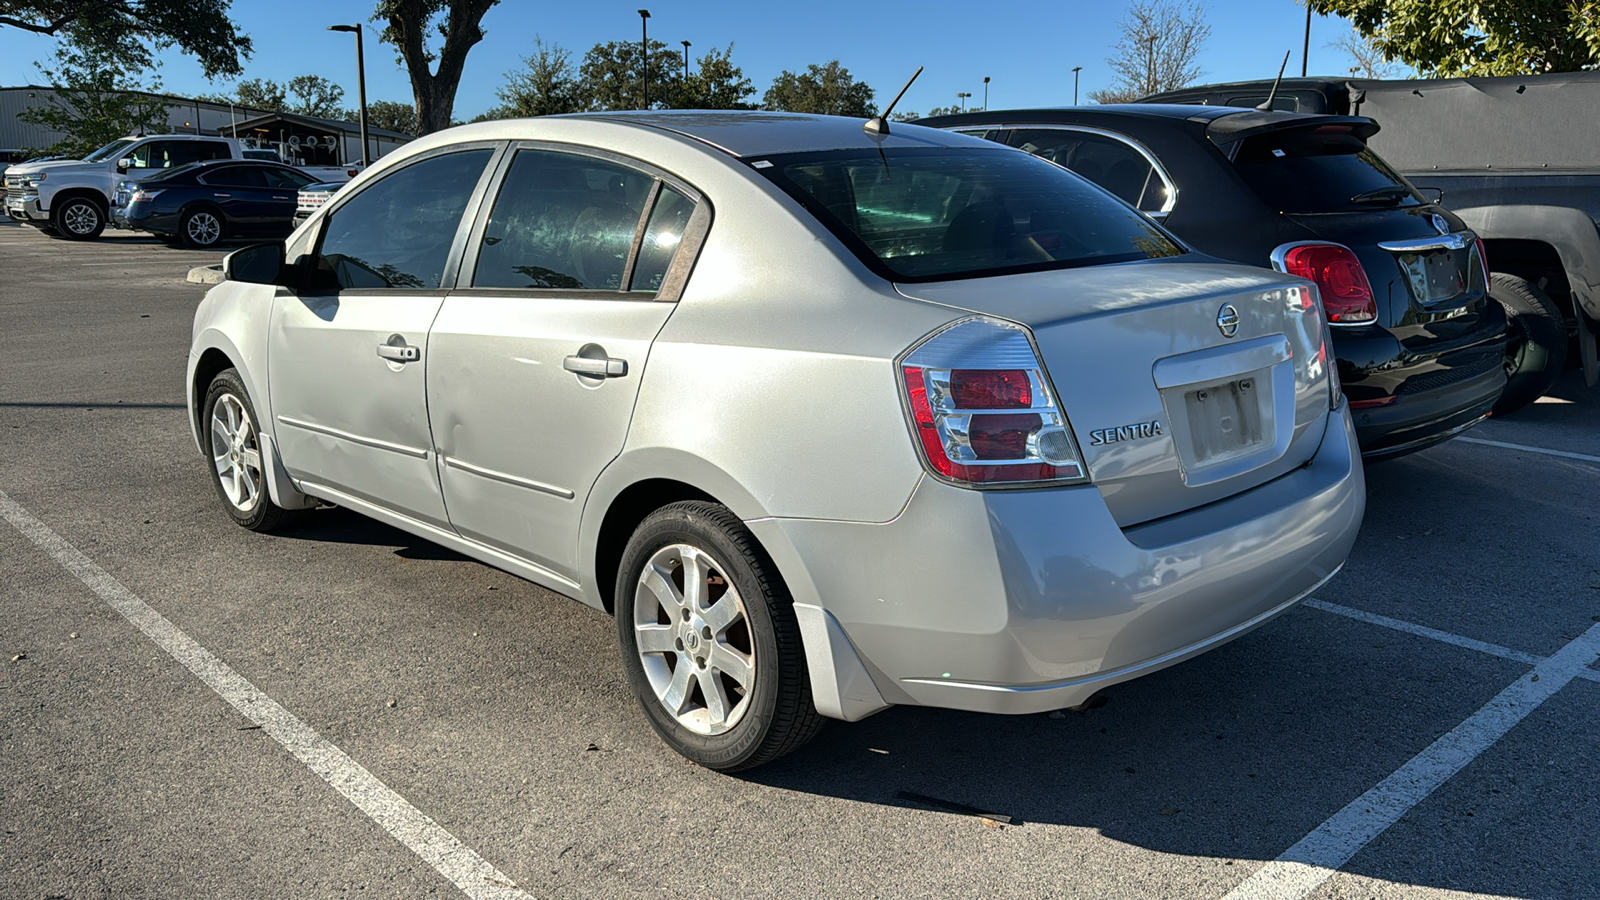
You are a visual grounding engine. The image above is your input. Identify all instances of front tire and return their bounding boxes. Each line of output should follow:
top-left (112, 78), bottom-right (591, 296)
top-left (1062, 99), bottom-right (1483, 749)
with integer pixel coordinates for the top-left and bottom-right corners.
top-left (203, 369), bottom-right (302, 532)
top-left (182, 208), bottom-right (225, 248)
top-left (616, 501), bottom-right (823, 771)
top-left (1490, 271), bottom-right (1567, 415)
top-left (52, 196), bottom-right (105, 240)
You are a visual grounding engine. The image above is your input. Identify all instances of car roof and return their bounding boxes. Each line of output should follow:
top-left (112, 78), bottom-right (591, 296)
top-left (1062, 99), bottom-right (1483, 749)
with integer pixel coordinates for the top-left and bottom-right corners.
top-left (446, 111), bottom-right (995, 159)
top-left (916, 105), bottom-right (1379, 143)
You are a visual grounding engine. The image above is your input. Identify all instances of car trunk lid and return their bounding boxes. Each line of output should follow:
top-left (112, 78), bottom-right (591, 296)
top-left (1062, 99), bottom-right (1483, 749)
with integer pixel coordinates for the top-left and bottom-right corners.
top-left (896, 259), bottom-right (1335, 528)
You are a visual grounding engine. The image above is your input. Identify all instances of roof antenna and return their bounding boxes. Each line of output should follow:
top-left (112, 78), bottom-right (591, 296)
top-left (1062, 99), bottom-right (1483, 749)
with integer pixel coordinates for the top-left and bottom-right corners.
top-left (1256, 51), bottom-right (1291, 111)
top-left (865, 66), bottom-right (924, 136)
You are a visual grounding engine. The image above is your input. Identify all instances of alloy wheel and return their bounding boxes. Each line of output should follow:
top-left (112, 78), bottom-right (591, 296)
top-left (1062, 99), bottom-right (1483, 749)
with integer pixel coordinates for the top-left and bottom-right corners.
top-left (632, 543), bottom-right (757, 735)
top-left (62, 201), bottom-right (100, 235)
top-left (209, 392), bottom-right (264, 513)
top-left (187, 212), bottom-right (222, 246)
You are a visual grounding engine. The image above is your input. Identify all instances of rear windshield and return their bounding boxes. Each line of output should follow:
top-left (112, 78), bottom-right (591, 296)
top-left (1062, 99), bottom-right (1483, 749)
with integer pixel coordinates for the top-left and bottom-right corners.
top-left (754, 147), bottom-right (1183, 282)
top-left (1233, 127), bottom-right (1421, 213)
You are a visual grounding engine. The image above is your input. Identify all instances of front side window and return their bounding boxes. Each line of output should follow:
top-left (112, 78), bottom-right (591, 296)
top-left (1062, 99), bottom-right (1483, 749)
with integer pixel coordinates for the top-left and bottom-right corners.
top-left (200, 165), bottom-right (267, 188)
top-left (471, 149), bottom-right (657, 290)
top-left (127, 141), bottom-right (181, 169)
top-left (757, 147), bottom-right (1184, 282)
top-left (1009, 129), bottom-right (1170, 213)
top-left (314, 148), bottom-right (493, 290)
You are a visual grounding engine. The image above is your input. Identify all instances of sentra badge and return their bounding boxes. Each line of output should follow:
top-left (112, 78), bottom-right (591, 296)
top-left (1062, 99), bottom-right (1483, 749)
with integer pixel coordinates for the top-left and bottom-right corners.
top-left (1089, 420), bottom-right (1164, 446)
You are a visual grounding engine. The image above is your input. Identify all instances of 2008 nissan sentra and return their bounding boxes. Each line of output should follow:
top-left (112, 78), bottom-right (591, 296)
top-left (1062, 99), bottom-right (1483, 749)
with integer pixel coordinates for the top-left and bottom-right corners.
top-left (187, 112), bottom-right (1365, 771)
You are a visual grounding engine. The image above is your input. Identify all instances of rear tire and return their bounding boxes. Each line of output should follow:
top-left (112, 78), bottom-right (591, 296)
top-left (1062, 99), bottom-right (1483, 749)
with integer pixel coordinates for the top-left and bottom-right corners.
top-left (203, 368), bottom-right (303, 533)
top-left (51, 196), bottom-right (105, 240)
top-left (182, 207), bottom-right (225, 248)
top-left (616, 501), bottom-right (823, 771)
top-left (1490, 271), bottom-right (1567, 415)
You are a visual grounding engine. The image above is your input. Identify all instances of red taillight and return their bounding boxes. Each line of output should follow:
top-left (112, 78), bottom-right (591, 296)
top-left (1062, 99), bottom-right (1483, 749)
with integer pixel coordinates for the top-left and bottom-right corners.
top-left (1280, 243), bottom-right (1377, 325)
top-left (950, 369), bottom-right (1031, 409)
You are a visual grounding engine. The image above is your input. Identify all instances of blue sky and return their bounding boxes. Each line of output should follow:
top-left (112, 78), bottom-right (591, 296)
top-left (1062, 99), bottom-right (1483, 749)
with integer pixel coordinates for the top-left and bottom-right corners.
top-left (0, 0), bottom-right (1381, 119)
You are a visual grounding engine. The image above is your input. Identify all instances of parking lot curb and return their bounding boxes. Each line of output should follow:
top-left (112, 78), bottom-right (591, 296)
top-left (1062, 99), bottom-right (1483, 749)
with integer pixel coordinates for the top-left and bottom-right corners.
top-left (187, 264), bottom-right (225, 285)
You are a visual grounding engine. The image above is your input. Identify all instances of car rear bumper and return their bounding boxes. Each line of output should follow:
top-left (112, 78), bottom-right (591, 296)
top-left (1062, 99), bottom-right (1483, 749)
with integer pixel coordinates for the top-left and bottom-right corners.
top-left (752, 406), bottom-right (1365, 718)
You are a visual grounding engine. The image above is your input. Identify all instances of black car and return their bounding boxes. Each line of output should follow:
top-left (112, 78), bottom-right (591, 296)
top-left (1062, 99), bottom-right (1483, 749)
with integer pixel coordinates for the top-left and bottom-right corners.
top-left (112, 159), bottom-right (320, 248)
top-left (919, 105), bottom-right (1509, 458)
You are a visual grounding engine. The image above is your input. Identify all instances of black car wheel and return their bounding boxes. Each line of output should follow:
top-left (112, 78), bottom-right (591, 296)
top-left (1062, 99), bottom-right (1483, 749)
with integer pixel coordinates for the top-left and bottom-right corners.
top-left (52, 196), bottom-right (105, 240)
top-left (182, 208), bottom-right (225, 248)
top-left (1490, 271), bottom-right (1568, 415)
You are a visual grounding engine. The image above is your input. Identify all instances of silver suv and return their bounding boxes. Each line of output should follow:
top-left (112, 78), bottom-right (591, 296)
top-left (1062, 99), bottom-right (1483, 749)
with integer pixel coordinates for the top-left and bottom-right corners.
top-left (188, 113), bottom-right (1365, 770)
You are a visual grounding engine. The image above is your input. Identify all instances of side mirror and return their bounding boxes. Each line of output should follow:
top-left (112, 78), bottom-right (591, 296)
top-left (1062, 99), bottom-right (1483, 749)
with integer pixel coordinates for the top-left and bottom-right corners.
top-left (116, 157), bottom-right (133, 172)
top-left (223, 242), bottom-right (285, 285)
top-left (1416, 186), bottom-right (1444, 205)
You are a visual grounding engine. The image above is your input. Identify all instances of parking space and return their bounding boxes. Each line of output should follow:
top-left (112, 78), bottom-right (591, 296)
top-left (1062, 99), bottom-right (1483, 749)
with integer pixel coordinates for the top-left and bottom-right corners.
top-left (3, 223), bottom-right (1597, 898)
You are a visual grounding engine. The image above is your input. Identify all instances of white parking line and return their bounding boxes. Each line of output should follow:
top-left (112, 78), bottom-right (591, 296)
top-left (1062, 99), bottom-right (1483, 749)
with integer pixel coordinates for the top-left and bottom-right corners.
top-left (1456, 436), bottom-right (1600, 466)
top-left (1222, 620), bottom-right (1600, 900)
top-left (0, 489), bottom-right (535, 900)
top-left (1305, 599), bottom-right (1600, 683)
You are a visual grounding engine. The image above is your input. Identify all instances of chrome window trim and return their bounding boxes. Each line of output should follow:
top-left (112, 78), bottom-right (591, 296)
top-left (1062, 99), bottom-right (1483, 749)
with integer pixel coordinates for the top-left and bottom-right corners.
top-left (947, 122), bottom-right (1180, 218)
top-left (1269, 239), bottom-right (1371, 328)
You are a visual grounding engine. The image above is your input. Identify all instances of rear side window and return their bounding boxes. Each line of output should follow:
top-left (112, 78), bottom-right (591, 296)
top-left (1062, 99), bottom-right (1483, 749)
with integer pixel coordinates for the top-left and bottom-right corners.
top-left (262, 167), bottom-right (315, 189)
top-left (1233, 127), bottom-right (1419, 212)
top-left (1009, 129), bottom-right (1171, 213)
top-left (758, 147), bottom-right (1183, 282)
top-left (315, 148), bottom-right (493, 290)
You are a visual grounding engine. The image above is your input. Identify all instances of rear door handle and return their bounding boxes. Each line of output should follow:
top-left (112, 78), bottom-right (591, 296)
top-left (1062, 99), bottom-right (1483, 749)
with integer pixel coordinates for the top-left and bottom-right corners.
top-left (377, 342), bottom-right (421, 363)
top-left (563, 355), bottom-right (627, 377)
top-left (213, 192), bottom-right (231, 198)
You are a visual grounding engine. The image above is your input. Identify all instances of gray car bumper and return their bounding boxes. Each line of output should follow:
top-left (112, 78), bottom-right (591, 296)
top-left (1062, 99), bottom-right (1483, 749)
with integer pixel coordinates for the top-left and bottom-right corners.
top-left (753, 407), bottom-right (1365, 718)
top-left (5, 196), bottom-right (47, 223)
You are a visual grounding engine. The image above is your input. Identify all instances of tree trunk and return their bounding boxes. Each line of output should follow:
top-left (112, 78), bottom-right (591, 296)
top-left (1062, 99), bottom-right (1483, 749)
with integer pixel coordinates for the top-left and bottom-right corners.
top-left (379, 0), bottom-right (497, 135)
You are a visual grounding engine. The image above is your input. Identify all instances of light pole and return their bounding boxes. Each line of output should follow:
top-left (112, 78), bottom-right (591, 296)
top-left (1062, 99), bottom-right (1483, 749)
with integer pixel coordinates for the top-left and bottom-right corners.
top-left (957, 91), bottom-right (971, 111)
top-left (638, 9), bottom-right (651, 110)
top-left (982, 76), bottom-right (990, 110)
top-left (1072, 66), bottom-right (1082, 104)
top-left (682, 40), bottom-right (691, 81)
top-left (328, 24), bottom-right (369, 165)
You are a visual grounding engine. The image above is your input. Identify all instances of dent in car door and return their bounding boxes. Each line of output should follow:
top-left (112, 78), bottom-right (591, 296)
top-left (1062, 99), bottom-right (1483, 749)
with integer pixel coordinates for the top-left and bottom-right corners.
top-left (269, 145), bottom-right (500, 527)
top-left (427, 146), bottom-right (708, 582)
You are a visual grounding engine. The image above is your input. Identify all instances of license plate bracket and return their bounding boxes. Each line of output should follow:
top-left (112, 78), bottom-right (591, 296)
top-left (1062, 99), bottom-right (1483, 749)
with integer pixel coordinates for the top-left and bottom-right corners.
top-left (1182, 376), bottom-right (1265, 464)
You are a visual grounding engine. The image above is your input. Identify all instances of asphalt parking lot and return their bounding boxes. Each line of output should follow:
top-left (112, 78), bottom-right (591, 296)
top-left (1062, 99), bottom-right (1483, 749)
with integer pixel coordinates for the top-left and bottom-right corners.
top-left (3, 219), bottom-right (1597, 900)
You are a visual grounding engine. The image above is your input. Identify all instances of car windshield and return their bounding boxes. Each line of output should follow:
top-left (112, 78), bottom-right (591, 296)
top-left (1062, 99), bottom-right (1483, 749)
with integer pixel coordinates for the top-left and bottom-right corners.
top-left (755, 147), bottom-right (1184, 282)
top-left (83, 138), bottom-right (136, 163)
top-left (1233, 126), bottom-right (1421, 212)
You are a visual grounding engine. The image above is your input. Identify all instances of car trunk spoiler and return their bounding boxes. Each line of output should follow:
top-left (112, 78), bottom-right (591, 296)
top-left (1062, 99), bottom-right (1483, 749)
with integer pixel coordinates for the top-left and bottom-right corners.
top-left (1204, 114), bottom-right (1380, 160)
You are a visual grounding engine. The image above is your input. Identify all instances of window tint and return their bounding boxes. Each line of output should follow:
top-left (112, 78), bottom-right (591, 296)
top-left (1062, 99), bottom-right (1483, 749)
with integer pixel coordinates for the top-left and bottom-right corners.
top-left (629, 185), bottom-right (694, 293)
top-left (759, 147), bottom-right (1183, 282)
top-left (315, 148), bottom-right (493, 290)
top-left (471, 149), bottom-right (655, 290)
top-left (1009, 129), bottom-right (1169, 212)
top-left (179, 142), bottom-right (234, 165)
top-left (200, 165), bottom-right (267, 188)
top-left (1233, 127), bottom-right (1419, 213)
top-left (127, 141), bottom-right (180, 168)
top-left (261, 167), bottom-right (316, 189)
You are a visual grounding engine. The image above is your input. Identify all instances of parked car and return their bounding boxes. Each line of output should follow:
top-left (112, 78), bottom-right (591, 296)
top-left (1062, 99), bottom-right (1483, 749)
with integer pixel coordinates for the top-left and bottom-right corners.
top-left (1141, 73), bottom-right (1600, 411)
top-left (190, 112), bottom-right (1363, 770)
top-left (112, 159), bottom-right (320, 247)
top-left (293, 181), bottom-right (344, 224)
top-left (921, 105), bottom-right (1509, 457)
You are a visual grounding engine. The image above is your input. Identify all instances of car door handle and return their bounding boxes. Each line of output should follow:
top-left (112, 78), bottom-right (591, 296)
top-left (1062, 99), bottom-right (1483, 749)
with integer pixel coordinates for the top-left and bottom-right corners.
top-left (563, 355), bottom-right (627, 377)
top-left (377, 343), bottom-right (421, 362)
top-left (213, 192), bottom-right (231, 198)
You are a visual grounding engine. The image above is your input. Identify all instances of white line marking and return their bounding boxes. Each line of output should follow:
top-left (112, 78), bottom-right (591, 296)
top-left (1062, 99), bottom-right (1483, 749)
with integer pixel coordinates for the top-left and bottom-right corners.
top-left (1222, 620), bottom-right (1600, 900)
top-left (0, 489), bottom-right (534, 900)
top-left (1305, 600), bottom-right (1600, 683)
top-left (1456, 436), bottom-right (1600, 466)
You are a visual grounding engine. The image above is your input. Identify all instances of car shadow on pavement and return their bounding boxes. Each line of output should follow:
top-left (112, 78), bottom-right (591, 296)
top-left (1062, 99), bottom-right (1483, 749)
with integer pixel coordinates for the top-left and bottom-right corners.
top-left (277, 506), bottom-right (476, 563)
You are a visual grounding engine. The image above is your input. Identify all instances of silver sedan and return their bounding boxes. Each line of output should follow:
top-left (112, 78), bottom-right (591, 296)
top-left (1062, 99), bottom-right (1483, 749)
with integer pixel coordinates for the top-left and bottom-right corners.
top-left (187, 112), bottom-right (1365, 770)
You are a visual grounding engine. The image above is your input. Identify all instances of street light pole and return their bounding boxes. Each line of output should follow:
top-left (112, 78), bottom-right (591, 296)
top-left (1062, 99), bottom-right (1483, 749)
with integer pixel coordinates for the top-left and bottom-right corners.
top-left (638, 9), bottom-right (651, 110)
top-left (327, 24), bottom-right (369, 165)
top-left (682, 40), bottom-right (691, 82)
top-left (1072, 66), bottom-right (1082, 104)
top-left (982, 76), bottom-right (990, 111)
top-left (957, 91), bottom-right (971, 111)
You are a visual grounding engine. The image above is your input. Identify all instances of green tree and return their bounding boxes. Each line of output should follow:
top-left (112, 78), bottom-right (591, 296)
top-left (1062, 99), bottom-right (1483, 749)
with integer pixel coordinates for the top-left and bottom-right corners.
top-left (579, 38), bottom-right (684, 110)
top-left (494, 37), bottom-right (585, 116)
top-left (1309, 0), bottom-right (1600, 76)
top-left (1088, 0), bottom-right (1210, 104)
top-left (762, 60), bottom-right (875, 116)
top-left (17, 44), bottom-right (172, 158)
top-left (0, 0), bottom-right (252, 78)
top-left (287, 74), bottom-right (345, 118)
top-left (365, 98), bottom-right (417, 134)
top-left (374, 0), bottom-right (500, 134)
top-left (203, 77), bottom-right (288, 111)
top-left (668, 44), bottom-right (756, 109)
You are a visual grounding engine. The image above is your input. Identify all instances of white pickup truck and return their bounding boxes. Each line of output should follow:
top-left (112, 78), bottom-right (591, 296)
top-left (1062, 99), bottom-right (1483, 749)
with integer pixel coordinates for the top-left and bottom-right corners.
top-left (3, 133), bottom-right (360, 240)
